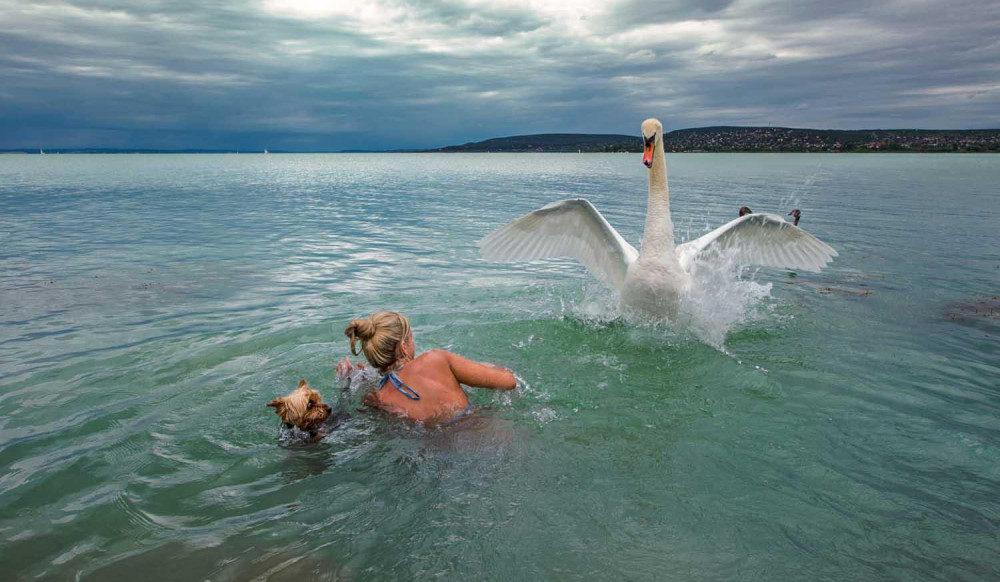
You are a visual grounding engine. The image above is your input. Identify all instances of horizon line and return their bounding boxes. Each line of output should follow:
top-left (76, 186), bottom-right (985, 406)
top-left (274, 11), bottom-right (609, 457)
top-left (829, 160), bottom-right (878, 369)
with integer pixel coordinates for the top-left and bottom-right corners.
top-left (5, 125), bottom-right (1000, 154)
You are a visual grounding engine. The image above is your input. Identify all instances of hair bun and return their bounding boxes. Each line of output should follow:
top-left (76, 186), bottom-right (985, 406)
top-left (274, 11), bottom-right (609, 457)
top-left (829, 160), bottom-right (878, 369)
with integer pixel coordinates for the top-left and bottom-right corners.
top-left (344, 311), bottom-right (410, 371)
top-left (344, 318), bottom-right (375, 355)
top-left (355, 318), bottom-right (376, 340)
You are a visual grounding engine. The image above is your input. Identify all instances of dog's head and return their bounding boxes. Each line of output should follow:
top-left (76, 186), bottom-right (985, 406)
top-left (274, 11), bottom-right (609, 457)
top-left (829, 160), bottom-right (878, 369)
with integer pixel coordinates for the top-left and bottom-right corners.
top-left (267, 379), bottom-right (332, 433)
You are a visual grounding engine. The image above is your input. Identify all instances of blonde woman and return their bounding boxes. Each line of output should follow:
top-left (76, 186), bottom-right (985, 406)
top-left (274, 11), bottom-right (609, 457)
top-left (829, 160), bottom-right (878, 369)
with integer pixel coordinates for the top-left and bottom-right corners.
top-left (337, 311), bottom-right (516, 425)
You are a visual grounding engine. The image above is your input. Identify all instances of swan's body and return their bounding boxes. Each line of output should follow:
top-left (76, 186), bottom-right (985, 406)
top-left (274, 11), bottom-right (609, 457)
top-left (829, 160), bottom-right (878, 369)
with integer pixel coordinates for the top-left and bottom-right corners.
top-left (479, 119), bottom-right (837, 318)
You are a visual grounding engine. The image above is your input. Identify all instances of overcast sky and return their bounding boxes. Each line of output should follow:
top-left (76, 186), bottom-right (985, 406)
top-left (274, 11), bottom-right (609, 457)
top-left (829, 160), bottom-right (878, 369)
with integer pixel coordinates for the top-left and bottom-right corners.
top-left (1, 0), bottom-right (998, 150)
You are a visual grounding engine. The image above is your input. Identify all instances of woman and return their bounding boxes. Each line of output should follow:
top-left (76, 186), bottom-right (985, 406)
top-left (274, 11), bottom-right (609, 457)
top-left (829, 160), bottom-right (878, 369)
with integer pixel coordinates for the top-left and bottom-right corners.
top-left (338, 311), bottom-right (516, 425)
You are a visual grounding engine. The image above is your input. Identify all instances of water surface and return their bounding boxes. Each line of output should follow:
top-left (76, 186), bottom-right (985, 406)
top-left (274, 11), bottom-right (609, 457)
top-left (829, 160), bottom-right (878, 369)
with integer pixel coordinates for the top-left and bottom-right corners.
top-left (1, 153), bottom-right (998, 580)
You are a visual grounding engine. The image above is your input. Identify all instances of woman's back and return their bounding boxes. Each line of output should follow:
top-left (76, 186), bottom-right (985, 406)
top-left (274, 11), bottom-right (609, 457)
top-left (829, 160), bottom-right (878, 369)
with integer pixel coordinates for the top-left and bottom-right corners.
top-left (367, 349), bottom-right (515, 425)
top-left (344, 311), bottom-right (515, 426)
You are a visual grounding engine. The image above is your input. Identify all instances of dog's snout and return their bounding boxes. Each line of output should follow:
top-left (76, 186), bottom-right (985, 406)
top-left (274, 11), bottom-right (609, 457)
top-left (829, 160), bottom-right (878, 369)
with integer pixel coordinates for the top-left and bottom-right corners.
top-left (323, 403), bottom-right (332, 413)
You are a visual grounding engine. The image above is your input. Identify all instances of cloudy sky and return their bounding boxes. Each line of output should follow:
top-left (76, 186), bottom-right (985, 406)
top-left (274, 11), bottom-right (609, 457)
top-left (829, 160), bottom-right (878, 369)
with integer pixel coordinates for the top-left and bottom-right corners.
top-left (1, 0), bottom-right (998, 150)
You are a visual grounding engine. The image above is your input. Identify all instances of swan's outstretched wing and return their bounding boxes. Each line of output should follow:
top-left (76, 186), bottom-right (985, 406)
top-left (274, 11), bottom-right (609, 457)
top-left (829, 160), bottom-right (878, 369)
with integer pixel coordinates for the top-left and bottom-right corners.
top-left (676, 213), bottom-right (837, 273)
top-left (479, 199), bottom-right (638, 290)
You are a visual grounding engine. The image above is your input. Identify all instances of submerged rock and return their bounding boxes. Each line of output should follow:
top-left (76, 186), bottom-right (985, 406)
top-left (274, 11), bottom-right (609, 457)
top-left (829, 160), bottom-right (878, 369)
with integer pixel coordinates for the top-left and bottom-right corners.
top-left (816, 285), bottom-right (873, 297)
top-left (783, 278), bottom-right (875, 297)
top-left (944, 296), bottom-right (1000, 322)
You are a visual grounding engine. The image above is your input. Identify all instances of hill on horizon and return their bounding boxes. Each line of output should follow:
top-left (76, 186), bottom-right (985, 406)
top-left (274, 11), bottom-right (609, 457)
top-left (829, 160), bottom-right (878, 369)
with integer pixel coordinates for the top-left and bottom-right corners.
top-left (428, 127), bottom-right (1000, 153)
top-left (430, 133), bottom-right (638, 153)
top-left (3, 127), bottom-right (999, 154)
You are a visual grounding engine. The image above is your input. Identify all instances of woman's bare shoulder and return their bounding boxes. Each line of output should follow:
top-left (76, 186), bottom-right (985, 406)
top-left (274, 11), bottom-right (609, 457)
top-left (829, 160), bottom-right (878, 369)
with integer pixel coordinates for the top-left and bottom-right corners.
top-left (416, 349), bottom-right (452, 365)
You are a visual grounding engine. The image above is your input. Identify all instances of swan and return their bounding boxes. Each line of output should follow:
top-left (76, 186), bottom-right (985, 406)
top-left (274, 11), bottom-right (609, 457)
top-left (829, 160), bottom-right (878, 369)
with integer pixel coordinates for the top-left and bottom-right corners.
top-left (478, 118), bottom-right (837, 318)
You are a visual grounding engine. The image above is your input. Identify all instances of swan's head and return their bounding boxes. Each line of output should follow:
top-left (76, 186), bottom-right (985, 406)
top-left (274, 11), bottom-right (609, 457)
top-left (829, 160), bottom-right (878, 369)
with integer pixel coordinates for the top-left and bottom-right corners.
top-left (640, 118), bottom-right (663, 168)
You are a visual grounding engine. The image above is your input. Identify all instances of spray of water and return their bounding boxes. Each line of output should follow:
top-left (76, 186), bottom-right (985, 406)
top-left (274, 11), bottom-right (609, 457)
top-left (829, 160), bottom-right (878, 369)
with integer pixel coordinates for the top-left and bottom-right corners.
top-left (779, 169), bottom-right (830, 215)
top-left (564, 248), bottom-right (774, 349)
top-left (340, 365), bottom-right (379, 402)
top-left (676, 249), bottom-right (772, 348)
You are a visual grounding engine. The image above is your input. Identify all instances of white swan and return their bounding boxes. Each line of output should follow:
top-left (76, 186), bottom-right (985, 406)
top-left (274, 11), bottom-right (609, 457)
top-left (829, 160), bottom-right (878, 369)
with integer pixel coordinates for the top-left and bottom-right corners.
top-left (478, 118), bottom-right (837, 318)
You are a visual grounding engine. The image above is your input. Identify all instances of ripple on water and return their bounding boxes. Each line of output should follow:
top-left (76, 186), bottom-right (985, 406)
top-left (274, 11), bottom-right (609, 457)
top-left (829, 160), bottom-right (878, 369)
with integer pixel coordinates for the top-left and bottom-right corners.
top-left (1, 153), bottom-right (998, 579)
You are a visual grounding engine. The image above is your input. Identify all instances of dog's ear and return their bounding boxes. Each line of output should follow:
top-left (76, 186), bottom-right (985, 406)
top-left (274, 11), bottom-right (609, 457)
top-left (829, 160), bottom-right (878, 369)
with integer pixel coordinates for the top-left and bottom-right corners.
top-left (267, 398), bottom-right (289, 422)
top-left (298, 379), bottom-right (308, 389)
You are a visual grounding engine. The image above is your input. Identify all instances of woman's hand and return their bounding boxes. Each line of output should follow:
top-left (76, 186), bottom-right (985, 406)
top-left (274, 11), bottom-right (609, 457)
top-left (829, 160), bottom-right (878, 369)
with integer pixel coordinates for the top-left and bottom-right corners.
top-left (335, 357), bottom-right (366, 381)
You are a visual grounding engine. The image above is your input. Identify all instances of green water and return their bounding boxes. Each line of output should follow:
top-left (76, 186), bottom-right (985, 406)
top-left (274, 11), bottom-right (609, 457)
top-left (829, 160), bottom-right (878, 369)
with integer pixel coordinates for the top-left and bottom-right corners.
top-left (1, 153), bottom-right (997, 580)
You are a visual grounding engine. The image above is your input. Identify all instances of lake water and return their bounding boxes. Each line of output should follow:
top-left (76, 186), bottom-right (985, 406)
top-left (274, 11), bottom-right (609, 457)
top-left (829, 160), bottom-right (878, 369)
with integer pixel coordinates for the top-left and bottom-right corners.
top-left (1, 153), bottom-right (997, 580)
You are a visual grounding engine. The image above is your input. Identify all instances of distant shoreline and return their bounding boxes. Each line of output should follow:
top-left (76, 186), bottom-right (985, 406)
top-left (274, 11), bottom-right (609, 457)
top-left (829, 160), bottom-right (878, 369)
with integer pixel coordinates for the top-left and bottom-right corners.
top-left (4, 126), bottom-right (999, 154)
top-left (426, 127), bottom-right (1000, 154)
top-left (4, 150), bottom-right (999, 155)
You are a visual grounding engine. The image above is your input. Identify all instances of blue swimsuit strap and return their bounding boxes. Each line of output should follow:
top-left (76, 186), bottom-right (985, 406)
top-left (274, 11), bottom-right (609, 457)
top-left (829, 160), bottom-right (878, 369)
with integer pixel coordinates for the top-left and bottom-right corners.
top-left (379, 369), bottom-right (421, 400)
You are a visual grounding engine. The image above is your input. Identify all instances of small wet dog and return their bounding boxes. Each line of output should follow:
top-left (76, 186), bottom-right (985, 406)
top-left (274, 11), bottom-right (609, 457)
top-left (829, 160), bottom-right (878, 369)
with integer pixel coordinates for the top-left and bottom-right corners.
top-left (267, 379), bottom-right (347, 442)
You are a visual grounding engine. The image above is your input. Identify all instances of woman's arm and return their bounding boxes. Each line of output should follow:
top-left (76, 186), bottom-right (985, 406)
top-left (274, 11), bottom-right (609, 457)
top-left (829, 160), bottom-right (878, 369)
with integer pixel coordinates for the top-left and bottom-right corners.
top-left (437, 350), bottom-right (516, 390)
top-left (362, 390), bottom-right (382, 409)
top-left (335, 357), bottom-right (367, 380)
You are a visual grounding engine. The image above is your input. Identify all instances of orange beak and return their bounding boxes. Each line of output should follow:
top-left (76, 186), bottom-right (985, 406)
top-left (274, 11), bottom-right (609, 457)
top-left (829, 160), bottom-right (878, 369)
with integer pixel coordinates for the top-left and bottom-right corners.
top-left (642, 142), bottom-right (654, 168)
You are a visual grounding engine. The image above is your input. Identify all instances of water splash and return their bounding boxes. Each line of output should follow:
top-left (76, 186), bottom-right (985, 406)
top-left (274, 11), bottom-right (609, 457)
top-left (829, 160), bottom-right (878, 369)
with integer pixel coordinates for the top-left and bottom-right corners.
top-left (339, 366), bottom-right (379, 403)
top-left (677, 250), bottom-right (773, 348)
top-left (779, 169), bottom-right (831, 214)
top-left (562, 254), bottom-right (773, 349)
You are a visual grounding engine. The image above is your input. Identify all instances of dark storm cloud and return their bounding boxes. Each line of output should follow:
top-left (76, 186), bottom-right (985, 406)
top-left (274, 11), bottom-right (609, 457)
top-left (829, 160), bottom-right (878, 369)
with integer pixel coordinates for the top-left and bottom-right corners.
top-left (0, 0), bottom-right (997, 150)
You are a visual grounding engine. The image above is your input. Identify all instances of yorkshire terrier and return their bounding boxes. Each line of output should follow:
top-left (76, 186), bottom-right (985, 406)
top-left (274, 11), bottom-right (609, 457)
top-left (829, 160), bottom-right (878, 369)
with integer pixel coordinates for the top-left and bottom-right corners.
top-left (267, 379), bottom-right (342, 441)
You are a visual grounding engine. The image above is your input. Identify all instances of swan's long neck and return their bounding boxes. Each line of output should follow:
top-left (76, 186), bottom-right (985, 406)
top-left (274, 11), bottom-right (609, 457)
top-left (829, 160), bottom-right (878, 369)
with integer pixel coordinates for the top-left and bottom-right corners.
top-left (640, 135), bottom-right (675, 257)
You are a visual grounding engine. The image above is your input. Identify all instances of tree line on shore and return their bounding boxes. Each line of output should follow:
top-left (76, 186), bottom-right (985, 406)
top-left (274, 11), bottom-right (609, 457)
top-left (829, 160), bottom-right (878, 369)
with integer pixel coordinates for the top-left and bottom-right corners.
top-left (5, 127), bottom-right (998, 154)
top-left (431, 127), bottom-right (1000, 153)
